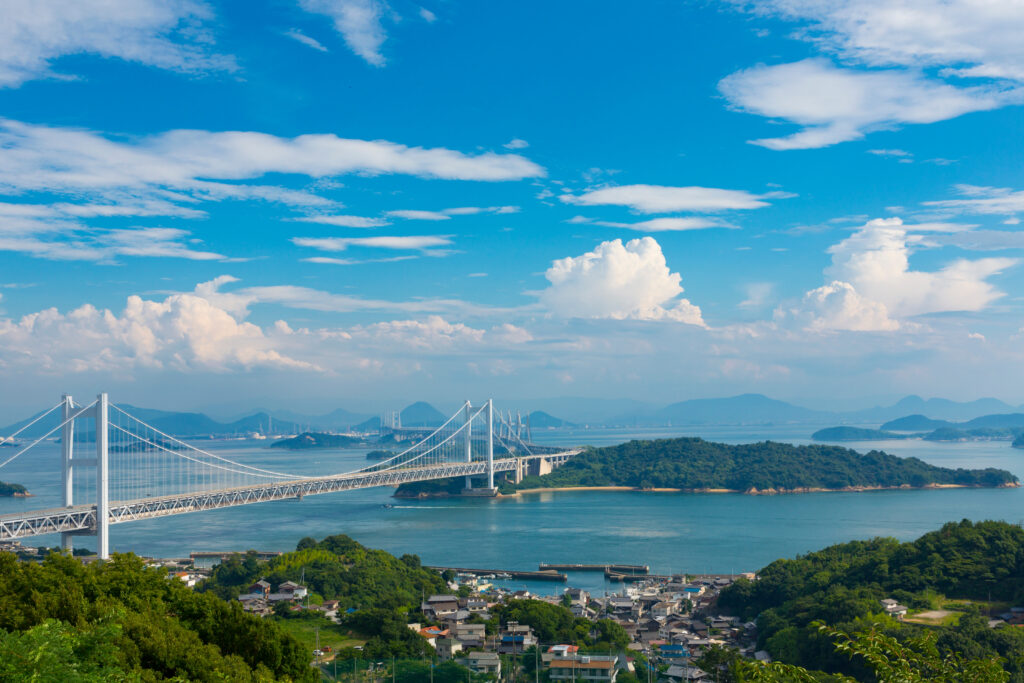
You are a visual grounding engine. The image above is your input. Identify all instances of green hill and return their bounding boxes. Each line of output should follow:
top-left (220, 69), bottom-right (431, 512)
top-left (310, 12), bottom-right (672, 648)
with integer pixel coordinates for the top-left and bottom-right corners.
top-left (0, 552), bottom-right (312, 681)
top-left (718, 520), bottom-right (1024, 679)
top-left (0, 480), bottom-right (27, 496)
top-left (505, 437), bottom-right (1018, 493)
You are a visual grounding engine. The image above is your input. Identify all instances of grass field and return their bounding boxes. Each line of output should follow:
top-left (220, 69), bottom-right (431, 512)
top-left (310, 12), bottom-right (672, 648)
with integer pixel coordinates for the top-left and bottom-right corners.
top-left (272, 614), bottom-right (366, 659)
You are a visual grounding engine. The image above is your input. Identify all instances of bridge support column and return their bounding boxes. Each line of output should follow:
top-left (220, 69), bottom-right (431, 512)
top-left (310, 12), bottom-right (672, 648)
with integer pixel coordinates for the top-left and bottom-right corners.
top-left (95, 393), bottom-right (109, 560)
top-left (60, 394), bottom-right (75, 552)
top-left (463, 401), bottom-right (473, 491)
top-left (486, 399), bottom-right (494, 489)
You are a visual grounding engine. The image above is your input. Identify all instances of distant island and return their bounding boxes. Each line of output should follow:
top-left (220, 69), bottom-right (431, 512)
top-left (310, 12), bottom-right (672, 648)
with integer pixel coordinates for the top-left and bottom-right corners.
top-left (810, 426), bottom-right (909, 441)
top-left (498, 437), bottom-right (1017, 495)
top-left (1014, 433), bottom-right (1024, 449)
top-left (366, 449), bottom-right (395, 460)
top-left (270, 432), bottom-right (366, 450)
top-left (0, 480), bottom-right (29, 497)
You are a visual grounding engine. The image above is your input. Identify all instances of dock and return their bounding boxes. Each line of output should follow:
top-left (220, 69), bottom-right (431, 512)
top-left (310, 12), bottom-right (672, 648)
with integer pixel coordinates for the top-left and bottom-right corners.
top-left (428, 566), bottom-right (568, 582)
top-left (539, 563), bottom-right (649, 574)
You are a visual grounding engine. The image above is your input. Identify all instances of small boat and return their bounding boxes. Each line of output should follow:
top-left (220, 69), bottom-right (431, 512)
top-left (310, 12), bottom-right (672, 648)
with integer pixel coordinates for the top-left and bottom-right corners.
top-left (382, 503), bottom-right (394, 509)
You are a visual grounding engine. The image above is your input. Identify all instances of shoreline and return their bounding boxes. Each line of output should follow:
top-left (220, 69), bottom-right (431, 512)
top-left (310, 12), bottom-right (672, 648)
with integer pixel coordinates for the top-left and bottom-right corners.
top-left (505, 482), bottom-right (1019, 497)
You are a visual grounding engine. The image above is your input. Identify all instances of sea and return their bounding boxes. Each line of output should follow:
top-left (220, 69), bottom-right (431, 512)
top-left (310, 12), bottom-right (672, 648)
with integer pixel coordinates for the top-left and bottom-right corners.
top-left (1, 425), bottom-right (1021, 595)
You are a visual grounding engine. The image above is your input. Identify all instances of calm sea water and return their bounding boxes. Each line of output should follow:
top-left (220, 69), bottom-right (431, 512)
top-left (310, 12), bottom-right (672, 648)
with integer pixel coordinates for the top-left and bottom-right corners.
top-left (2, 426), bottom-right (1021, 595)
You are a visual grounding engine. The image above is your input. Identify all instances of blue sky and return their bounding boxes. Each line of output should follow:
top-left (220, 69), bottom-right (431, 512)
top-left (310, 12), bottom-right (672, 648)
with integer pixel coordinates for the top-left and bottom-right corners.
top-left (2, 0), bottom-right (1024, 419)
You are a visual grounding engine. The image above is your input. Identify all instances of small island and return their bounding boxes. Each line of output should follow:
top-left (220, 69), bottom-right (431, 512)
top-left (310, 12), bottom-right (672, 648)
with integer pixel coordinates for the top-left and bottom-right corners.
top-left (366, 449), bottom-right (395, 460)
top-left (0, 480), bottom-right (29, 497)
top-left (500, 437), bottom-right (1018, 495)
top-left (811, 426), bottom-right (908, 441)
top-left (270, 432), bottom-right (366, 450)
top-left (1014, 433), bottom-right (1024, 449)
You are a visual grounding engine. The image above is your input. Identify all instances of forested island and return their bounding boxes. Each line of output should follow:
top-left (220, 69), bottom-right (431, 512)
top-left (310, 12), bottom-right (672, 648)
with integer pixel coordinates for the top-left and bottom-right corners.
top-left (1015, 433), bottom-right (1024, 449)
top-left (270, 432), bottom-right (366, 450)
top-left (811, 426), bottom-right (908, 441)
top-left (814, 424), bottom-right (1024, 443)
top-left (718, 520), bottom-right (1024, 681)
top-left (501, 437), bottom-right (1018, 494)
top-left (0, 480), bottom-right (28, 497)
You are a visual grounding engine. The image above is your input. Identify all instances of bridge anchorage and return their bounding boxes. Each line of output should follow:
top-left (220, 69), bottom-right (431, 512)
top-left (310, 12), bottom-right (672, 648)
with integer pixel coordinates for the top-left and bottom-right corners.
top-left (0, 394), bottom-right (579, 559)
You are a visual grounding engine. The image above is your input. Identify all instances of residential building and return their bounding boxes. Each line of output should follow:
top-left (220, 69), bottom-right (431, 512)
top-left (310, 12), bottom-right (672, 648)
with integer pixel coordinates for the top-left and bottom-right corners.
top-left (435, 637), bottom-right (463, 662)
top-left (458, 652), bottom-right (501, 677)
top-left (548, 655), bottom-right (619, 682)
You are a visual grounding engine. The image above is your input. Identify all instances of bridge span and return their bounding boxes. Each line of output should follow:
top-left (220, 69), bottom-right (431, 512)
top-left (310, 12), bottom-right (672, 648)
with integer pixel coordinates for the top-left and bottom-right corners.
top-left (0, 395), bottom-right (579, 557)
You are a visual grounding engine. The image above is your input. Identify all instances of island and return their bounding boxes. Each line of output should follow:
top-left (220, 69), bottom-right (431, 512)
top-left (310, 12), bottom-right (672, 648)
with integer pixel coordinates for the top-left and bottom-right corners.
top-left (0, 480), bottom-right (29, 497)
top-left (810, 426), bottom-right (908, 441)
top-left (366, 449), bottom-right (395, 460)
top-left (500, 437), bottom-right (1018, 494)
top-left (270, 432), bottom-right (366, 449)
top-left (1014, 433), bottom-right (1024, 449)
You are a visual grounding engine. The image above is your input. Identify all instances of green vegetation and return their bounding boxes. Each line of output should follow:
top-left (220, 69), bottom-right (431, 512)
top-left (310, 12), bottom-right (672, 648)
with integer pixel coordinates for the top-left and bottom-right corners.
top-left (271, 432), bottom-right (365, 449)
top-left (0, 480), bottom-right (27, 496)
top-left (718, 520), bottom-right (1024, 680)
top-left (0, 551), bottom-right (313, 681)
top-left (924, 427), bottom-right (1023, 442)
top-left (490, 599), bottom-right (630, 650)
top-left (365, 449), bottom-right (394, 460)
top-left (811, 427), bottom-right (908, 441)
top-left (1014, 433), bottom-right (1024, 449)
top-left (502, 438), bottom-right (1018, 493)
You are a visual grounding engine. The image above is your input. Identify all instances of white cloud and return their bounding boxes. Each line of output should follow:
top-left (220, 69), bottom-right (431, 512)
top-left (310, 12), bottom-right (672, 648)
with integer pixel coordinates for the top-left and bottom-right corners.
top-left (418, 7), bottom-right (437, 22)
top-left (739, 282), bottom-right (775, 309)
top-left (593, 217), bottom-right (733, 232)
top-left (294, 214), bottom-right (390, 227)
top-left (386, 206), bottom-right (519, 221)
top-left (292, 235), bottom-right (453, 251)
top-left (285, 28), bottom-right (329, 52)
top-left (0, 119), bottom-right (545, 200)
top-left (299, 0), bottom-right (388, 66)
top-left (923, 184), bottom-right (1024, 218)
top-left (868, 149), bottom-right (911, 157)
top-left (560, 184), bottom-right (780, 213)
top-left (719, 59), bottom-right (1015, 150)
top-left (539, 237), bottom-right (706, 326)
top-left (0, 0), bottom-right (235, 88)
top-left (504, 139), bottom-right (529, 149)
top-left (0, 224), bottom-right (225, 262)
top-left (798, 281), bottom-right (900, 331)
top-left (0, 290), bottom-right (314, 373)
top-left (825, 217), bottom-right (1017, 316)
top-left (739, 0), bottom-right (1024, 82)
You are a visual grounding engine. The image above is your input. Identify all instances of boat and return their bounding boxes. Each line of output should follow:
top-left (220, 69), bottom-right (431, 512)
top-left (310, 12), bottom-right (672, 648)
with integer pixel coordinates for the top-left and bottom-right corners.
top-left (382, 503), bottom-right (394, 509)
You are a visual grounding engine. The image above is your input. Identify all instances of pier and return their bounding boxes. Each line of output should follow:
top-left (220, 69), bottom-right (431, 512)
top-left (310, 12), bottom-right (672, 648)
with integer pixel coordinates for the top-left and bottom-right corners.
top-left (428, 566), bottom-right (568, 581)
top-left (539, 563), bottom-right (649, 574)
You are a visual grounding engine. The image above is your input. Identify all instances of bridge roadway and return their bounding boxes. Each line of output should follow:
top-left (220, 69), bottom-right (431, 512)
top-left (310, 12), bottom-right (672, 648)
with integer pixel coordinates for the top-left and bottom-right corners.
top-left (0, 450), bottom-right (578, 542)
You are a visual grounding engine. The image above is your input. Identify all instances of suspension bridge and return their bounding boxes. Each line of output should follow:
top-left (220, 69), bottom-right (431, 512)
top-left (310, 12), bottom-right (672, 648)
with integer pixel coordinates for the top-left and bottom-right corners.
top-left (0, 394), bottom-right (579, 559)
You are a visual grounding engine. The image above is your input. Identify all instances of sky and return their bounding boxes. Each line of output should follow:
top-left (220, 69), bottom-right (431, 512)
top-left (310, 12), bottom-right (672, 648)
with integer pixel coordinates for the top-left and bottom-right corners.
top-left (2, 0), bottom-right (1024, 420)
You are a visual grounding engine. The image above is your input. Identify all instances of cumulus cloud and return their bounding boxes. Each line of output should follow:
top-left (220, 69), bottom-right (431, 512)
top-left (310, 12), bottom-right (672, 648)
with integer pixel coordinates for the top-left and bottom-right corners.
top-left (0, 0), bottom-right (235, 88)
top-left (560, 184), bottom-right (779, 213)
top-left (737, 0), bottom-right (1024, 82)
top-left (0, 291), bottom-right (314, 373)
top-left (797, 281), bottom-right (900, 331)
top-left (539, 237), bottom-right (706, 326)
top-left (298, 0), bottom-right (389, 66)
top-left (825, 218), bottom-right (1017, 316)
top-left (718, 59), bottom-right (1014, 150)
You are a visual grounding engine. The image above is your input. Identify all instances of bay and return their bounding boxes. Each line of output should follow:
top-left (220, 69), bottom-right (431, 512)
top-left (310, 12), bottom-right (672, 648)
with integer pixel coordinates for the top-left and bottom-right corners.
top-left (1, 426), bottom-right (1021, 595)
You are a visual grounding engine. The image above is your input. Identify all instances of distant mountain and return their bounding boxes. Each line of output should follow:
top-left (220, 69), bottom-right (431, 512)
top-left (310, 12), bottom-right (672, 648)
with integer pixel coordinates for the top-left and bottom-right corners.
top-left (527, 410), bottom-right (574, 429)
top-left (400, 401), bottom-right (445, 427)
top-left (880, 415), bottom-right (953, 431)
top-left (247, 407), bottom-right (372, 432)
top-left (849, 396), bottom-right (1018, 423)
top-left (354, 416), bottom-right (381, 432)
top-left (619, 394), bottom-right (833, 426)
top-left (962, 413), bottom-right (1024, 429)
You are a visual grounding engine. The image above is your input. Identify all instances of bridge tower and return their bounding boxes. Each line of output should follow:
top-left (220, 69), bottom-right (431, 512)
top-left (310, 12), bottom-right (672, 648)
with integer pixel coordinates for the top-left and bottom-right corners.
top-left (58, 393), bottom-right (110, 560)
top-left (463, 400), bottom-right (473, 491)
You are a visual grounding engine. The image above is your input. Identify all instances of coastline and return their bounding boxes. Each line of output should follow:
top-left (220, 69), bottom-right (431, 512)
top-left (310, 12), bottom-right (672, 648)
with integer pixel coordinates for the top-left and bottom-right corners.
top-left (502, 481), bottom-right (1021, 497)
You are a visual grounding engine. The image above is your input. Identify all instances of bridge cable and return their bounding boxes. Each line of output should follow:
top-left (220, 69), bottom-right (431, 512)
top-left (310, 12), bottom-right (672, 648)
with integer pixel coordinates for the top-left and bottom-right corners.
top-left (0, 399), bottom-right (99, 470)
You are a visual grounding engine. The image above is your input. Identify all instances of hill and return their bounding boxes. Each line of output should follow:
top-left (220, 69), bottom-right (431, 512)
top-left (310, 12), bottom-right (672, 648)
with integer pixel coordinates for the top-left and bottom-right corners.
top-left (717, 520), bottom-right (1024, 679)
top-left (528, 410), bottom-right (574, 428)
top-left (270, 432), bottom-right (367, 449)
top-left (1015, 433), bottom-right (1024, 449)
top-left (0, 480), bottom-right (28, 496)
top-left (962, 412), bottom-right (1024, 429)
top-left (849, 395), bottom-right (1019, 423)
top-left (811, 426), bottom-right (908, 441)
top-left (0, 552), bottom-right (312, 681)
top-left (399, 401), bottom-right (445, 427)
top-left (505, 437), bottom-right (1018, 493)
top-left (880, 414), bottom-right (953, 431)
top-left (614, 393), bottom-right (832, 426)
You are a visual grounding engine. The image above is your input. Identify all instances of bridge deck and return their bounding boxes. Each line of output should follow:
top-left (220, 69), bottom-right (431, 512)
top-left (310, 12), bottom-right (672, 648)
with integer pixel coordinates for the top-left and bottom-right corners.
top-left (0, 451), bottom-right (578, 542)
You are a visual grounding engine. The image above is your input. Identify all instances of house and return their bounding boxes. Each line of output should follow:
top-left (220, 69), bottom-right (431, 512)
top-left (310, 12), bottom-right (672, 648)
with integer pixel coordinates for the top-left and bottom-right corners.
top-left (458, 651), bottom-right (501, 676)
top-left (754, 650), bottom-right (771, 663)
top-left (248, 579), bottom-right (271, 598)
top-left (664, 664), bottom-right (707, 681)
top-left (498, 623), bottom-right (537, 654)
top-left (277, 581), bottom-right (308, 599)
top-left (652, 601), bottom-right (677, 618)
top-left (423, 595), bottom-right (460, 619)
top-left (548, 655), bottom-right (619, 682)
top-left (435, 637), bottom-right (463, 662)
top-left (880, 599), bottom-right (908, 618)
top-left (418, 625), bottom-right (449, 647)
top-left (452, 623), bottom-right (486, 648)
top-left (658, 644), bottom-right (690, 659)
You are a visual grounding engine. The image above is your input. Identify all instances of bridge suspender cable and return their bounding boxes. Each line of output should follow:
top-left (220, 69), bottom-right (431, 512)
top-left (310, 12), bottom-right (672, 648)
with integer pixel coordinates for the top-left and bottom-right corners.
top-left (0, 399), bottom-right (99, 470)
top-left (0, 400), bottom-right (64, 446)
